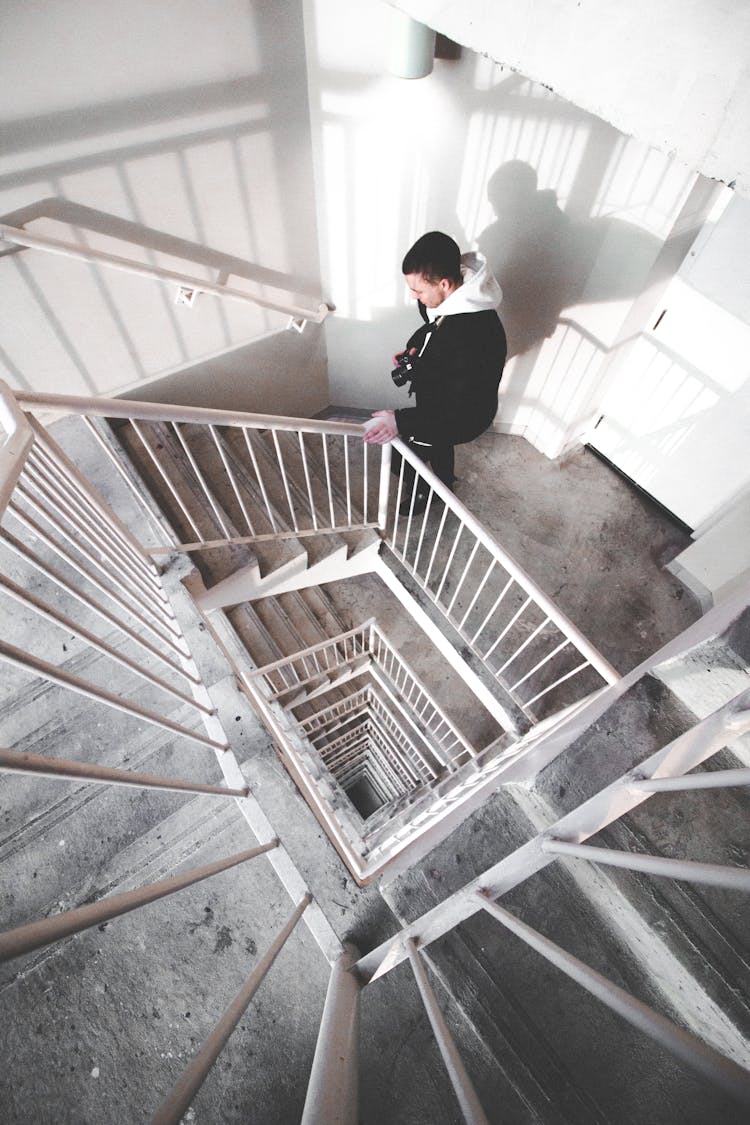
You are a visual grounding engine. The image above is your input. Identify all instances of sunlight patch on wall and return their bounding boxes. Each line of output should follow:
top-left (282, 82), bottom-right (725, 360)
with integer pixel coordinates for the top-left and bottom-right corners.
top-left (1, 106), bottom-right (296, 396)
top-left (456, 107), bottom-right (590, 242)
top-left (590, 135), bottom-right (696, 236)
top-left (320, 77), bottom-right (436, 321)
top-left (322, 119), bottom-right (353, 319)
top-left (0, 104), bottom-right (269, 185)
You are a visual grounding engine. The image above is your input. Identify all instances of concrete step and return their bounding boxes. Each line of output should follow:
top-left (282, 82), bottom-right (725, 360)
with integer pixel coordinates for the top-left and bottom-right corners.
top-left (242, 595), bottom-right (321, 660)
top-left (113, 418), bottom-right (266, 587)
top-left (521, 668), bottom-right (750, 1049)
top-left (381, 788), bottom-right (614, 1125)
top-left (381, 780), bottom-right (748, 1125)
top-left (0, 784), bottom-right (331, 1125)
top-left (0, 569), bottom-right (232, 995)
top-left (652, 617), bottom-right (750, 767)
top-left (197, 533), bottom-right (380, 610)
top-left (0, 756), bottom-right (245, 989)
top-left (225, 600), bottom-right (285, 668)
top-left (224, 585), bottom-right (352, 677)
top-left (379, 662), bottom-right (750, 1123)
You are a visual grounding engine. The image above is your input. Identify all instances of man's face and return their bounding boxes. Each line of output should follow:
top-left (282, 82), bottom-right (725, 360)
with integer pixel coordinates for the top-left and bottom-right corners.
top-left (404, 272), bottom-right (453, 309)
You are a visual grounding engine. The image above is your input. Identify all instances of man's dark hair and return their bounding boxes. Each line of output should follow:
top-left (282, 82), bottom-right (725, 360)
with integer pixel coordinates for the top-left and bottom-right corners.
top-left (402, 231), bottom-right (462, 284)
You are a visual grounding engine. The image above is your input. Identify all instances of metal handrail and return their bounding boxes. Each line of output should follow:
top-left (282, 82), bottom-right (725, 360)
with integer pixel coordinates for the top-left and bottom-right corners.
top-left (385, 436), bottom-right (620, 689)
top-left (0, 222), bottom-right (330, 326)
top-left (14, 390), bottom-right (364, 436)
top-left (0, 378), bottom-right (34, 515)
top-left (14, 390), bottom-right (615, 720)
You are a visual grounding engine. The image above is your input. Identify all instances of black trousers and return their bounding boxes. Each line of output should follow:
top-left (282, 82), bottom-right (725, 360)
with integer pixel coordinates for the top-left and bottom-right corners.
top-left (391, 437), bottom-right (455, 492)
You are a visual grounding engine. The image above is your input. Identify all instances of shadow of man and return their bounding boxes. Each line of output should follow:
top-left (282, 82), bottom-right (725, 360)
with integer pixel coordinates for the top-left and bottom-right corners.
top-left (478, 161), bottom-right (661, 358)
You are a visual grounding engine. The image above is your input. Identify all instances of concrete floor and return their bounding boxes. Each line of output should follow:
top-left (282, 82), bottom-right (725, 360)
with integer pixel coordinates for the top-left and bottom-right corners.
top-left (0, 419), bottom-right (707, 1124)
top-left (454, 431), bottom-right (700, 674)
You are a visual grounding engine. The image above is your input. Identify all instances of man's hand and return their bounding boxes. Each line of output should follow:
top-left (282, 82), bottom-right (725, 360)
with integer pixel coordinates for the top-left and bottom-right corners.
top-left (364, 409), bottom-right (399, 445)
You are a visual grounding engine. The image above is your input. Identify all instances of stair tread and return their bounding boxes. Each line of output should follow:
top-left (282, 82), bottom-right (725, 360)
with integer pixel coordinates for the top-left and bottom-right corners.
top-left (382, 787), bottom-right (749, 1125)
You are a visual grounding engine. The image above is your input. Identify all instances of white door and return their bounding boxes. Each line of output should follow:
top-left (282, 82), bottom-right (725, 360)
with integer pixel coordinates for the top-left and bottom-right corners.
top-left (588, 195), bottom-right (750, 531)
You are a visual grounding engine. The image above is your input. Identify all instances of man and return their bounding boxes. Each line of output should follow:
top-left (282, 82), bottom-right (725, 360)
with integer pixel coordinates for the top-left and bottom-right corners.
top-left (364, 231), bottom-right (507, 514)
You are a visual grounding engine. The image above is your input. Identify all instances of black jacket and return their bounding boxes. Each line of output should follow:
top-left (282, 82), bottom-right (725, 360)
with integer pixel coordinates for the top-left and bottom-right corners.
top-left (395, 304), bottom-right (507, 447)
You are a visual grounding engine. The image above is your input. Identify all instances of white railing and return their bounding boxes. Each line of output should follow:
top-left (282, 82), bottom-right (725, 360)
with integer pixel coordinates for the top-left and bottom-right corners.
top-left (0, 379), bottom-right (342, 957)
top-left (3, 384), bottom-right (630, 888)
top-left (250, 622), bottom-right (372, 702)
top-left (15, 391), bottom-right (383, 550)
top-left (0, 392), bottom-right (226, 755)
top-left (367, 620), bottom-right (477, 768)
top-left (384, 437), bottom-right (620, 720)
top-left (4, 376), bottom-right (750, 1120)
top-left (4, 384), bottom-right (627, 883)
top-left (298, 685), bottom-right (437, 787)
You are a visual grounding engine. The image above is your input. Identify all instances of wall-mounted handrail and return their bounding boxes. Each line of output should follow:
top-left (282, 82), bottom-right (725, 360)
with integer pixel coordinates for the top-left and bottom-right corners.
top-left (0, 222), bottom-right (331, 326)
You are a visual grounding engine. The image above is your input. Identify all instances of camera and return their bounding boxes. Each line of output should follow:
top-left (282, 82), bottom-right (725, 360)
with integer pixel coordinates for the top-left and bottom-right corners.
top-left (391, 351), bottom-right (417, 388)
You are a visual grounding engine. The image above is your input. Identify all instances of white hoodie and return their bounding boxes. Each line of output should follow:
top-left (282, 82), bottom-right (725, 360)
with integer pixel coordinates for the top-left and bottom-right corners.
top-left (424, 251), bottom-right (503, 322)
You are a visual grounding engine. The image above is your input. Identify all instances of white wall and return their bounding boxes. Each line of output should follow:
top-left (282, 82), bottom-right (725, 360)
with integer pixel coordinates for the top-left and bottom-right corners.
top-left (589, 190), bottom-right (750, 602)
top-left (390, 0), bottom-right (750, 196)
top-left (304, 0), bottom-right (703, 456)
top-left (0, 0), bottom-right (329, 417)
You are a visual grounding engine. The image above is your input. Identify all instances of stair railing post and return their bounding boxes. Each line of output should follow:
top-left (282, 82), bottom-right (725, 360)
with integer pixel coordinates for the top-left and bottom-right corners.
top-left (151, 894), bottom-right (312, 1125)
top-left (405, 937), bottom-right (490, 1125)
top-left (301, 942), bottom-right (361, 1125)
top-left (377, 440), bottom-right (392, 531)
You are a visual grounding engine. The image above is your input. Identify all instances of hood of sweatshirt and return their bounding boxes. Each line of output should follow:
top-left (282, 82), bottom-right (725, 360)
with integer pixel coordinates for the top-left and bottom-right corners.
top-left (424, 251), bottom-right (503, 322)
